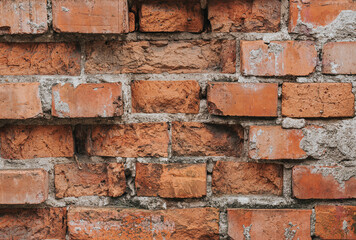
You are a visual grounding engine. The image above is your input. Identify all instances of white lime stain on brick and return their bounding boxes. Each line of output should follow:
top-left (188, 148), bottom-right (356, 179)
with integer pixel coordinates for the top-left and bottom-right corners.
top-left (53, 90), bottom-right (70, 117)
top-left (243, 224), bottom-right (252, 240)
top-left (284, 222), bottom-right (299, 240)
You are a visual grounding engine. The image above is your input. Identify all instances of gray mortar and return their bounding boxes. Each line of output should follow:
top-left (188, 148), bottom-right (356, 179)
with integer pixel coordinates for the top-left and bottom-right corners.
top-left (0, 1), bottom-right (355, 239)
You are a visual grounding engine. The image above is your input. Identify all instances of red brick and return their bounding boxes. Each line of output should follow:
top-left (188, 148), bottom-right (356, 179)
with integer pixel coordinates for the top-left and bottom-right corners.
top-left (68, 207), bottom-right (219, 239)
top-left (293, 165), bottom-right (356, 199)
top-left (0, 83), bottom-right (42, 119)
top-left (55, 163), bottom-right (126, 198)
top-left (52, 83), bottom-right (123, 118)
top-left (172, 122), bottom-right (244, 157)
top-left (0, 208), bottom-right (66, 239)
top-left (207, 82), bottom-right (278, 117)
top-left (85, 40), bottom-right (236, 74)
top-left (132, 80), bottom-right (200, 113)
top-left (241, 40), bottom-right (317, 76)
top-left (315, 205), bottom-right (356, 240)
top-left (136, 163), bottom-right (206, 198)
top-left (0, 0), bottom-right (47, 34)
top-left (129, 12), bottom-right (136, 32)
top-left (212, 161), bottom-right (283, 196)
top-left (52, 0), bottom-right (129, 33)
top-left (139, 0), bottom-right (203, 33)
top-left (249, 126), bottom-right (306, 160)
top-left (0, 125), bottom-right (74, 159)
top-left (289, 0), bottom-right (356, 32)
top-left (208, 0), bottom-right (281, 32)
top-left (81, 123), bottom-right (169, 157)
top-left (0, 42), bottom-right (81, 75)
top-left (282, 83), bottom-right (355, 118)
top-left (0, 169), bottom-right (48, 204)
top-left (228, 209), bottom-right (312, 240)
top-left (323, 42), bottom-right (356, 75)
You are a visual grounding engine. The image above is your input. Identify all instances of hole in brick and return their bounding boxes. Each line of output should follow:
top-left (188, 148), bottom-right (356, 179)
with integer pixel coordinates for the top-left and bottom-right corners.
top-left (0, 26), bottom-right (10, 34)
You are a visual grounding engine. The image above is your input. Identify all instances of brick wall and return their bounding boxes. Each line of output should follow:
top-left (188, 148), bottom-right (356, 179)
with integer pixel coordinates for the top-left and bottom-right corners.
top-left (0, 0), bottom-right (355, 239)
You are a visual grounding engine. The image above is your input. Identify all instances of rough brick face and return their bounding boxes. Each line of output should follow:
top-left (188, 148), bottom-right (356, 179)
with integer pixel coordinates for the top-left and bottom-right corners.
top-left (207, 82), bottom-right (278, 117)
top-left (68, 207), bottom-right (219, 239)
top-left (212, 161), bottom-right (283, 196)
top-left (131, 80), bottom-right (200, 113)
top-left (0, 169), bottom-right (48, 204)
top-left (172, 122), bottom-right (244, 157)
top-left (208, 0), bottom-right (281, 32)
top-left (293, 165), bottom-right (356, 199)
top-left (55, 163), bottom-right (126, 198)
top-left (228, 209), bottom-right (312, 240)
top-left (0, 208), bottom-right (66, 239)
top-left (0, 125), bottom-right (74, 159)
top-left (323, 42), bottom-right (356, 74)
top-left (0, 42), bottom-right (81, 75)
top-left (240, 40), bottom-right (317, 76)
top-left (289, 0), bottom-right (356, 32)
top-left (249, 126), bottom-right (306, 160)
top-left (0, 83), bottom-right (42, 119)
top-left (52, 0), bottom-right (129, 33)
top-left (282, 83), bottom-right (355, 118)
top-left (52, 83), bottom-right (123, 118)
top-left (85, 40), bottom-right (236, 74)
top-left (81, 123), bottom-right (169, 157)
top-left (136, 163), bottom-right (206, 198)
top-left (315, 205), bottom-right (356, 240)
top-left (0, 0), bottom-right (47, 34)
top-left (139, 0), bottom-right (204, 33)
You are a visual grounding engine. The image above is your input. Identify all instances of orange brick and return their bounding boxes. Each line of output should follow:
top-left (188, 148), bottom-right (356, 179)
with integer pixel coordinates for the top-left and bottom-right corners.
top-left (0, 0), bottom-right (47, 34)
top-left (282, 83), bottom-right (355, 118)
top-left (228, 209), bottom-right (312, 240)
top-left (212, 161), bottom-right (283, 196)
top-left (0, 169), bottom-right (48, 204)
top-left (80, 123), bottom-right (169, 157)
top-left (85, 40), bottom-right (236, 74)
top-left (0, 83), bottom-right (42, 119)
top-left (52, 83), bottom-right (123, 118)
top-left (293, 165), bottom-right (356, 199)
top-left (172, 122), bottom-right (244, 157)
top-left (315, 205), bottom-right (356, 240)
top-left (132, 80), bottom-right (200, 113)
top-left (323, 42), bottom-right (356, 74)
top-left (0, 208), bottom-right (66, 239)
top-left (207, 82), bottom-right (278, 116)
top-left (240, 40), bottom-right (317, 76)
top-left (289, 0), bottom-right (356, 32)
top-left (0, 125), bottom-right (74, 159)
top-left (55, 163), bottom-right (126, 198)
top-left (249, 126), bottom-right (306, 160)
top-left (136, 163), bottom-right (206, 198)
top-left (139, 0), bottom-right (203, 33)
top-left (52, 0), bottom-right (129, 33)
top-left (208, 0), bottom-right (281, 32)
top-left (68, 207), bottom-right (219, 239)
top-left (0, 42), bottom-right (81, 75)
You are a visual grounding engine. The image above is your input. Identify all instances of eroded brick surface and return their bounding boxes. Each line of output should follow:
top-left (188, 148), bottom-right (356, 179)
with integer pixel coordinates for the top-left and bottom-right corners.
top-left (55, 163), bottom-right (126, 198)
top-left (208, 0), bottom-right (281, 32)
top-left (139, 0), bottom-right (204, 32)
top-left (85, 40), bottom-right (236, 74)
top-left (0, 208), bottom-right (66, 239)
top-left (136, 163), bottom-right (206, 198)
top-left (323, 42), bottom-right (356, 75)
top-left (132, 80), bottom-right (200, 113)
top-left (228, 209), bottom-right (312, 240)
top-left (0, 125), bottom-right (74, 159)
top-left (172, 122), bottom-right (244, 157)
top-left (212, 161), bottom-right (283, 196)
top-left (282, 83), bottom-right (355, 118)
top-left (52, 83), bottom-right (123, 118)
top-left (0, 169), bottom-right (48, 204)
top-left (52, 0), bottom-right (129, 33)
top-left (68, 207), bottom-right (219, 239)
top-left (0, 83), bottom-right (42, 119)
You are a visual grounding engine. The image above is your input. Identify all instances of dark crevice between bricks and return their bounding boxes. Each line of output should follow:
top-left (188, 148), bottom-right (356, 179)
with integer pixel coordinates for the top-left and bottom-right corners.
top-left (203, 4), bottom-right (211, 33)
top-left (73, 125), bottom-right (91, 155)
